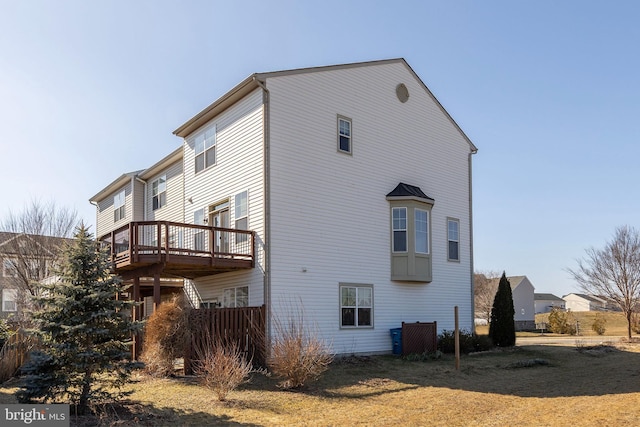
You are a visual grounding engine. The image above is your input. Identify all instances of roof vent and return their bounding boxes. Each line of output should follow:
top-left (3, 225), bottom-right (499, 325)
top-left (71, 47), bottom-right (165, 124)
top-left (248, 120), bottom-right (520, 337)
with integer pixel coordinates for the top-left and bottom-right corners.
top-left (396, 83), bottom-right (409, 103)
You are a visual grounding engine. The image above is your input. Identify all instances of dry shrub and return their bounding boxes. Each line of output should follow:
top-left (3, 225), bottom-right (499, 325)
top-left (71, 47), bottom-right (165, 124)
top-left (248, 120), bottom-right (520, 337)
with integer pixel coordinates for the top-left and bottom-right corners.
top-left (268, 304), bottom-right (333, 389)
top-left (194, 337), bottom-right (254, 402)
top-left (141, 294), bottom-right (189, 377)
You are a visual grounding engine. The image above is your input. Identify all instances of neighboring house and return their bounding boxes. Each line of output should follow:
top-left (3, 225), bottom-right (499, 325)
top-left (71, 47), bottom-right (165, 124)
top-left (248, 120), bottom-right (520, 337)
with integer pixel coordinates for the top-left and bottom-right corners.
top-left (0, 232), bottom-right (65, 320)
top-left (90, 58), bottom-right (478, 355)
top-left (563, 293), bottom-right (612, 312)
top-left (485, 275), bottom-right (535, 330)
top-left (534, 293), bottom-right (565, 314)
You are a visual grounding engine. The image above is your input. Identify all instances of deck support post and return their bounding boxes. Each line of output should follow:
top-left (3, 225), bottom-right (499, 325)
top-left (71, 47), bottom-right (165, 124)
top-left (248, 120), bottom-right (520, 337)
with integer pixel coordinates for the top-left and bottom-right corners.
top-left (153, 273), bottom-right (161, 312)
top-left (132, 277), bottom-right (142, 360)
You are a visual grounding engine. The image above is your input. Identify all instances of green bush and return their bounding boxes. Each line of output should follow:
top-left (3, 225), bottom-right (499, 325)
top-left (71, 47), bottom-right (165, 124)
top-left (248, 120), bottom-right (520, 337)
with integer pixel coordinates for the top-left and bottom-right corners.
top-left (591, 313), bottom-right (607, 335)
top-left (438, 330), bottom-right (493, 354)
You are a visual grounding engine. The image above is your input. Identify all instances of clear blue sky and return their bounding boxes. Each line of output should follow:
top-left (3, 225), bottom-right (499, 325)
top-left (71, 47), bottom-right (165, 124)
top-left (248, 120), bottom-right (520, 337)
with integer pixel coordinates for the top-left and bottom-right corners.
top-left (2, 1), bottom-right (639, 297)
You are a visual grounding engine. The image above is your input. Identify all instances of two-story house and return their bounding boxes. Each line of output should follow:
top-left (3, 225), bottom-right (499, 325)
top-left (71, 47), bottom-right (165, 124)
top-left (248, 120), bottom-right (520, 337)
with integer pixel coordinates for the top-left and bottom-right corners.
top-left (90, 58), bottom-right (477, 355)
top-left (0, 232), bottom-right (66, 320)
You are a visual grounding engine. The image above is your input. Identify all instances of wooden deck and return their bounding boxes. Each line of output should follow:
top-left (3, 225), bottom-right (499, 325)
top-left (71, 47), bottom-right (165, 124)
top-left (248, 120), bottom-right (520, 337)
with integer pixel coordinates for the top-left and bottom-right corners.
top-left (100, 221), bottom-right (255, 279)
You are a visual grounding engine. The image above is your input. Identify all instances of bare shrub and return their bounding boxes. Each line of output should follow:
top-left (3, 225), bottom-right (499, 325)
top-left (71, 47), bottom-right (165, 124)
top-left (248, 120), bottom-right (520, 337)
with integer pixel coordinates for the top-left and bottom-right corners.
top-left (591, 313), bottom-right (607, 335)
top-left (268, 304), bottom-right (333, 389)
top-left (548, 308), bottom-right (577, 335)
top-left (141, 294), bottom-right (189, 377)
top-left (194, 337), bottom-right (254, 402)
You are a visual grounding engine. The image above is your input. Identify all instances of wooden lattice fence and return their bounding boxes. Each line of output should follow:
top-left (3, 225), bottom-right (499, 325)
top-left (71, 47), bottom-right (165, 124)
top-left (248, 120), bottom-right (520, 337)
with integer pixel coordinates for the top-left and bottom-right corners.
top-left (184, 305), bottom-right (266, 374)
top-left (401, 321), bottom-right (438, 356)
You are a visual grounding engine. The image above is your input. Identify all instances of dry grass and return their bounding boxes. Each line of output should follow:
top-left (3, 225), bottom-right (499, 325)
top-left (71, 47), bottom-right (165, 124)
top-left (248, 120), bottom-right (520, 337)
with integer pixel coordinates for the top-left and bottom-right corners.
top-left (3, 341), bottom-right (640, 426)
top-left (535, 311), bottom-right (632, 336)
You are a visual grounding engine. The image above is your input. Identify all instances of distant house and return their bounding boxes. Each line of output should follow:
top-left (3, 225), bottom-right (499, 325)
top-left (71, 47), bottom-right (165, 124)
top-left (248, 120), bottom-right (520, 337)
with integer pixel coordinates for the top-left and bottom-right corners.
top-left (0, 232), bottom-right (67, 320)
top-left (563, 293), bottom-right (607, 312)
top-left (487, 275), bottom-right (535, 330)
top-left (534, 293), bottom-right (565, 314)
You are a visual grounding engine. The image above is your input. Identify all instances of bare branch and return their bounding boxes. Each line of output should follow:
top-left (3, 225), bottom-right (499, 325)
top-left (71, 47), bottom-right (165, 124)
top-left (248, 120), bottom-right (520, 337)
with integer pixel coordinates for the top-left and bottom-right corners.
top-left (567, 225), bottom-right (640, 339)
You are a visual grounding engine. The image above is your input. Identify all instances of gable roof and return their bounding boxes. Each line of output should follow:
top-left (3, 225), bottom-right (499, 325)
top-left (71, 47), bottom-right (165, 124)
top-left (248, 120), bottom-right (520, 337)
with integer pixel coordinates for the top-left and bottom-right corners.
top-left (563, 293), bottom-right (603, 303)
top-left (172, 58), bottom-right (477, 153)
top-left (89, 170), bottom-right (142, 204)
top-left (534, 293), bottom-right (563, 301)
top-left (0, 232), bottom-right (70, 256)
top-left (487, 275), bottom-right (530, 291)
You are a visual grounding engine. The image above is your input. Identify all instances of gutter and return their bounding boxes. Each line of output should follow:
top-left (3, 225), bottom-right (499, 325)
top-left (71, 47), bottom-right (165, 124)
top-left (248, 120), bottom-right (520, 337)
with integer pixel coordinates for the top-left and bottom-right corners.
top-left (254, 76), bottom-right (271, 353)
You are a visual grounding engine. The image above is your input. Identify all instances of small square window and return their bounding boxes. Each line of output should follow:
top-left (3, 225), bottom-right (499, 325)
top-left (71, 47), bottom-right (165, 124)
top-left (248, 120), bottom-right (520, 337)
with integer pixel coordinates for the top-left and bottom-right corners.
top-left (337, 116), bottom-right (352, 154)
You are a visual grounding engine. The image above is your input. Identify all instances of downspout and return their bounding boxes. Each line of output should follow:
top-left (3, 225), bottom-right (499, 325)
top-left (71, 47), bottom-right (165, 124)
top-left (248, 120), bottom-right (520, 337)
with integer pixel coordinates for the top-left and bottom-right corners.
top-left (254, 76), bottom-right (271, 353)
top-left (89, 200), bottom-right (99, 236)
top-left (135, 176), bottom-right (147, 221)
top-left (468, 148), bottom-right (478, 332)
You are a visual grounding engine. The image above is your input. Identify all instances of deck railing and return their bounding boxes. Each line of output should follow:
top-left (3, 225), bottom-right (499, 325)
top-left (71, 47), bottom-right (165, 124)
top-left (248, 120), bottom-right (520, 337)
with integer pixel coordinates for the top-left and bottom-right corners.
top-left (99, 221), bottom-right (255, 268)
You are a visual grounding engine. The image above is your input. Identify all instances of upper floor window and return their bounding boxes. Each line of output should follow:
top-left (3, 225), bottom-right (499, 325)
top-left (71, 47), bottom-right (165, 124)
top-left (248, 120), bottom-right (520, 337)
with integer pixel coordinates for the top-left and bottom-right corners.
top-left (235, 191), bottom-right (248, 243)
top-left (448, 218), bottom-right (460, 261)
top-left (337, 116), bottom-right (352, 154)
top-left (152, 175), bottom-right (167, 210)
top-left (415, 209), bottom-right (429, 254)
top-left (387, 183), bottom-right (434, 282)
top-left (392, 207), bottom-right (407, 252)
top-left (223, 285), bottom-right (248, 308)
top-left (114, 189), bottom-right (125, 222)
top-left (195, 125), bottom-right (216, 173)
top-left (340, 284), bottom-right (373, 328)
top-left (2, 259), bottom-right (18, 277)
top-left (2, 288), bottom-right (17, 312)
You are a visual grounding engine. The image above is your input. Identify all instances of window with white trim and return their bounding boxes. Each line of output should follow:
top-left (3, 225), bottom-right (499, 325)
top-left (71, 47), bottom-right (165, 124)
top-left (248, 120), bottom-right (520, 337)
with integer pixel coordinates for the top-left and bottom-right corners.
top-left (152, 175), bottom-right (167, 210)
top-left (235, 191), bottom-right (248, 243)
top-left (114, 189), bottom-right (125, 222)
top-left (448, 218), bottom-right (460, 261)
top-left (195, 125), bottom-right (216, 173)
top-left (193, 208), bottom-right (205, 251)
top-left (340, 284), bottom-right (373, 328)
top-left (337, 116), bottom-right (352, 154)
top-left (222, 286), bottom-right (248, 308)
top-left (2, 259), bottom-right (18, 277)
top-left (392, 207), bottom-right (407, 252)
top-left (415, 209), bottom-right (429, 254)
top-left (2, 289), bottom-right (17, 312)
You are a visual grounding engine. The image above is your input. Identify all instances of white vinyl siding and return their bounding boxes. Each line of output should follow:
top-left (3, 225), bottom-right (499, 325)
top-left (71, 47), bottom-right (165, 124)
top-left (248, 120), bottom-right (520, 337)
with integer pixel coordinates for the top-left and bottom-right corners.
top-left (146, 160), bottom-right (184, 223)
top-left (267, 60), bottom-right (474, 354)
top-left (185, 89), bottom-right (265, 308)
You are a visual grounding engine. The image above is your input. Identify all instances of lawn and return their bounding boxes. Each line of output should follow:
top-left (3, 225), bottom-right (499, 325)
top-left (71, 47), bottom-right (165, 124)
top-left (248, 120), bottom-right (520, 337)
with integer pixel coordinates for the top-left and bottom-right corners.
top-left (3, 340), bottom-right (640, 426)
